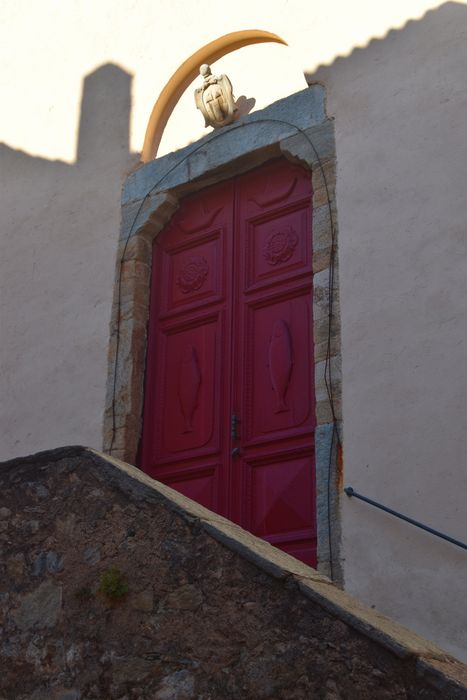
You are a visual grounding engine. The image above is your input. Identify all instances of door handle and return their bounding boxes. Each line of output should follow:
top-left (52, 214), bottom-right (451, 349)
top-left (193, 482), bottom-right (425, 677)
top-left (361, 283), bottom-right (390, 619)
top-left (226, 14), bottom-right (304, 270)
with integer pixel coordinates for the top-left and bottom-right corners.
top-left (231, 414), bottom-right (240, 441)
top-left (231, 447), bottom-right (241, 458)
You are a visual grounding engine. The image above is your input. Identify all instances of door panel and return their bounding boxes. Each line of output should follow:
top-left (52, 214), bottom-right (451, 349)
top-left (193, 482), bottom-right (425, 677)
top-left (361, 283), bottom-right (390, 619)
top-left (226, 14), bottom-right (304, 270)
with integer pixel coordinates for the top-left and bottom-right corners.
top-left (141, 180), bottom-right (234, 519)
top-left (244, 206), bottom-right (311, 293)
top-left (141, 158), bottom-right (317, 566)
top-left (164, 235), bottom-right (224, 313)
top-left (248, 452), bottom-right (315, 535)
top-left (243, 449), bottom-right (317, 566)
top-left (242, 290), bottom-right (314, 444)
top-left (157, 313), bottom-right (221, 457)
top-left (155, 463), bottom-right (219, 513)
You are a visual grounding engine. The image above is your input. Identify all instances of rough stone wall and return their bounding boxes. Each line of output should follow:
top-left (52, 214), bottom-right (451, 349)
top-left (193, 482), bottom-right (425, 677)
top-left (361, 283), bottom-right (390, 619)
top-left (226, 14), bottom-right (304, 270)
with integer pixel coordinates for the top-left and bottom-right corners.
top-left (1, 447), bottom-right (467, 700)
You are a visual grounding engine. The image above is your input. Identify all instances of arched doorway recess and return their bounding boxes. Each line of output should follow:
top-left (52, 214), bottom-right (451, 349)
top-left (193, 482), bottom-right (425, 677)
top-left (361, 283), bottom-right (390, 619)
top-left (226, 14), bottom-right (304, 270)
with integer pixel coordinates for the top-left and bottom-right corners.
top-left (104, 85), bottom-right (342, 579)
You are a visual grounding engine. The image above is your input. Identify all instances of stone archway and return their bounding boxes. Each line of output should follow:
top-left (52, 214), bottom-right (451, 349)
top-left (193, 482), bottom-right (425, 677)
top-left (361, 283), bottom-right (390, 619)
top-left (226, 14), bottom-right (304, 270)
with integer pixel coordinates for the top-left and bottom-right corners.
top-left (104, 85), bottom-right (342, 579)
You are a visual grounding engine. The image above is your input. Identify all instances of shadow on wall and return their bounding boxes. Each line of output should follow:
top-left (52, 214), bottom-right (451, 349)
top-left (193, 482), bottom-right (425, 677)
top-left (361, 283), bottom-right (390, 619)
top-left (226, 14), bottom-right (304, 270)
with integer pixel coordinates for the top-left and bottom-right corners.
top-left (0, 64), bottom-right (138, 460)
top-left (234, 94), bottom-right (256, 120)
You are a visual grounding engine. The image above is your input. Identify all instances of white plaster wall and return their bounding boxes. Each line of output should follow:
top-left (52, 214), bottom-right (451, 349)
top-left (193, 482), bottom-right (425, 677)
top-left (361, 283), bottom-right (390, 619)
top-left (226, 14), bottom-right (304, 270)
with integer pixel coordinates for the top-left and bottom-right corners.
top-left (0, 66), bottom-right (136, 457)
top-left (1, 0), bottom-right (466, 663)
top-left (313, 2), bottom-right (467, 662)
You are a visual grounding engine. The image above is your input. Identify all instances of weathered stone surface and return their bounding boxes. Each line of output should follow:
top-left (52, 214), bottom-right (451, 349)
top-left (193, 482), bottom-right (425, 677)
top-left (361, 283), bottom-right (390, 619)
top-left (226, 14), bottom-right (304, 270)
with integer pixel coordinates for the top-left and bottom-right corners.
top-left (315, 421), bottom-right (343, 580)
top-left (1, 446), bottom-right (466, 699)
top-left (155, 670), bottom-right (195, 700)
top-left (55, 691), bottom-right (81, 700)
top-left (83, 546), bottom-right (100, 565)
top-left (131, 588), bottom-right (154, 612)
top-left (28, 688), bottom-right (82, 700)
top-left (46, 551), bottom-right (64, 573)
top-left (112, 657), bottom-right (155, 685)
top-left (12, 580), bottom-right (62, 630)
top-left (123, 87), bottom-right (326, 206)
top-left (7, 553), bottom-right (25, 581)
top-left (32, 552), bottom-right (47, 577)
top-left (162, 584), bottom-right (203, 611)
top-left (27, 482), bottom-right (49, 499)
top-left (313, 266), bottom-right (340, 322)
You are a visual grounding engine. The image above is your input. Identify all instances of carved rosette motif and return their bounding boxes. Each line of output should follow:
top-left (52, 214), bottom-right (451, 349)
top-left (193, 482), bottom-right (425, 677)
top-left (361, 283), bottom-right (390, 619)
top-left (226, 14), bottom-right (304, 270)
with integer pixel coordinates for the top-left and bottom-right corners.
top-left (263, 226), bottom-right (298, 266)
top-left (176, 256), bottom-right (209, 294)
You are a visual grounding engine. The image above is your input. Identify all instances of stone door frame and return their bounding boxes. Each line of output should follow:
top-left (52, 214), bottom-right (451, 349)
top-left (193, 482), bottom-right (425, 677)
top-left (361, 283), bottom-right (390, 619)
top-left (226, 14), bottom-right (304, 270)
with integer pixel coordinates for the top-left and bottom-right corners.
top-left (103, 86), bottom-right (342, 579)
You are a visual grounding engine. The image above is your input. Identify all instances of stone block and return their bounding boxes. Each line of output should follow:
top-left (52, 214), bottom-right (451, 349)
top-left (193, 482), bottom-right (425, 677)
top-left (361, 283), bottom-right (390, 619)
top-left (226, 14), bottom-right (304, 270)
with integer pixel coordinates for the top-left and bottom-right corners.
top-left (119, 232), bottom-right (152, 264)
top-left (155, 670), bottom-right (195, 700)
top-left (313, 184), bottom-right (336, 210)
top-left (315, 356), bottom-right (342, 404)
top-left (119, 260), bottom-right (150, 287)
top-left (161, 584), bottom-right (202, 611)
top-left (118, 301), bottom-right (148, 326)
top-left (120, 192), bottom-right (179, 240)
top-left (280, 121), bottom-right (336, 168)
top-left (123, 87), bottom-right (327, 206)
top-left (313, 247), bottom-right (332, 274)
top-left (313, 267), bottom-right (340, 322)
top-left (312, 204), bottom-right (334, 251)
top-left (316, 396), bottom-right (343, 425)
top-left (118, 276), bottom-right (151, 312)
top-left (12, 580), bottom-right (62, 630)
top-left (314, 333), bottom-right (341, 365)
top-left (83, 546), bottom-right (100, 565)
top-left (315, 421), bottom-right (343, 577)
top-left (131, 588), bottom-right (154, 612)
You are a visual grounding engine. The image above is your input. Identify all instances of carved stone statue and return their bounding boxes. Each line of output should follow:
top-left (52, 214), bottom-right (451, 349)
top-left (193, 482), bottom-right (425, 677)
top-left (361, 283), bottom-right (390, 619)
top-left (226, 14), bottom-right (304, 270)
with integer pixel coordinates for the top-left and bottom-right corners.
top-left (194, 64), bottom-right (237, 129)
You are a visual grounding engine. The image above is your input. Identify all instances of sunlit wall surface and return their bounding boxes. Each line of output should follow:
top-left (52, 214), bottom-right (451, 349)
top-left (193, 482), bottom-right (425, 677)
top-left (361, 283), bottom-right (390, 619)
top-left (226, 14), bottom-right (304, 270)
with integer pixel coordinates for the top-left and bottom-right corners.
top-left (1, 0), bottom-right (441, 160)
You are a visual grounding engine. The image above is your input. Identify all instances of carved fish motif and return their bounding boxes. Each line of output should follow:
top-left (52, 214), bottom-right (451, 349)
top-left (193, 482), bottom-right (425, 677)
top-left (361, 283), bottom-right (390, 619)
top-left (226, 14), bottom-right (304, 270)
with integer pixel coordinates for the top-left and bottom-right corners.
top-left (178, 345), bottom-right (201, 432)
top-left (178, 206), bottom-right (223, 234)
top-left (249, 175), bottom-right (298, 207)
top-left (268, 320), bottom-right (293, 413)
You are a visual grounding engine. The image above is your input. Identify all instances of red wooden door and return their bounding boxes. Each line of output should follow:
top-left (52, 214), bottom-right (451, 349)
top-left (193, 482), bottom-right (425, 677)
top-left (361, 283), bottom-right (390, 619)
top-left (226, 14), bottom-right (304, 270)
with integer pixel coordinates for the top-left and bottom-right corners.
top-left (141, 158), bottom-right (317, 566)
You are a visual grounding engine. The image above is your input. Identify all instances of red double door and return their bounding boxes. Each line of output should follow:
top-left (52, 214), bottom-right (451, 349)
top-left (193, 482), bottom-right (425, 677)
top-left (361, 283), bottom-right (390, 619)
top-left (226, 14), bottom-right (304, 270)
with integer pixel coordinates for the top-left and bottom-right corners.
top-left (141, 158), bottom-right (317, 566)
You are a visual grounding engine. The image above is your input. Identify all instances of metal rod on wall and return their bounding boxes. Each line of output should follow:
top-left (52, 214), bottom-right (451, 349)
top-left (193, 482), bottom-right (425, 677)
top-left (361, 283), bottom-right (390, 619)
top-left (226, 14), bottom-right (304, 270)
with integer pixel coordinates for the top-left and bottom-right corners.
top-left (344, 486), bottom-right (467, 552)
